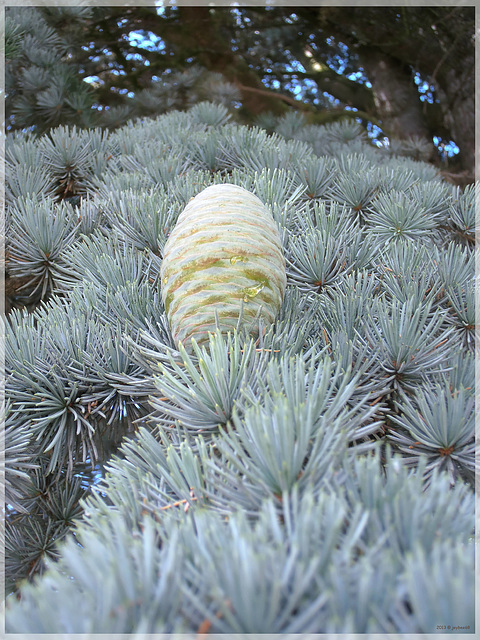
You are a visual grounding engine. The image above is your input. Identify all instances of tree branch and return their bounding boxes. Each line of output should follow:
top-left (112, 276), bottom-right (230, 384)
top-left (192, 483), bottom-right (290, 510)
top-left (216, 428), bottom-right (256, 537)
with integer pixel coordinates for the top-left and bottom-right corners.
top-left (235, 83), bottom-right (313, 111)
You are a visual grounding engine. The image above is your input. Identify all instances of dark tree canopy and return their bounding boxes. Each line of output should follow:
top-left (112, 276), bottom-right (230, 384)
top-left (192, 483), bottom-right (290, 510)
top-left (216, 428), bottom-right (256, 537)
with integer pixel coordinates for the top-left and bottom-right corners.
top-left (6, 5), bottom-right (475, 177)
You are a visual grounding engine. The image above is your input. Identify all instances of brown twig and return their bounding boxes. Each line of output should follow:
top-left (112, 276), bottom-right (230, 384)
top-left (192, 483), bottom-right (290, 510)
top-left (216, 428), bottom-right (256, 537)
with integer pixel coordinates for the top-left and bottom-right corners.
top-left (235, 83), bottom-right (312, 111)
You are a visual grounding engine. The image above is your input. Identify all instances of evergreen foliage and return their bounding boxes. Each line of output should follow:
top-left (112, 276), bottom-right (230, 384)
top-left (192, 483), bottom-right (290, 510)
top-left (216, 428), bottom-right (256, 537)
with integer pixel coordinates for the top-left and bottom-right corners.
top-left (6, 7), bottom-right (97, 131)
top-left (6, 6), bottom-right (242, 134)
top-left (4, 100), bottom-right (476, 634)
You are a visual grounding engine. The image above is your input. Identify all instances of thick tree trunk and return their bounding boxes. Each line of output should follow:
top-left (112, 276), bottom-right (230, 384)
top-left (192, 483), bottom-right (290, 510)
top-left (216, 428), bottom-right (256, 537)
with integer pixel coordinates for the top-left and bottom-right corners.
top-left (358, 47), bottom-right (435, 158)
top-left (437, 58), bottom-right (475, 177)
top-left (310, 6), bottom-right (475, 178)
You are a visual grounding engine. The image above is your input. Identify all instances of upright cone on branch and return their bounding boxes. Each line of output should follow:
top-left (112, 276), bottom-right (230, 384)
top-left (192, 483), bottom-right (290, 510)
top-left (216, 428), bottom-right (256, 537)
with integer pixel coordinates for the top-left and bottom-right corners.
top-left (160, 184), bottom-right (286, 348)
